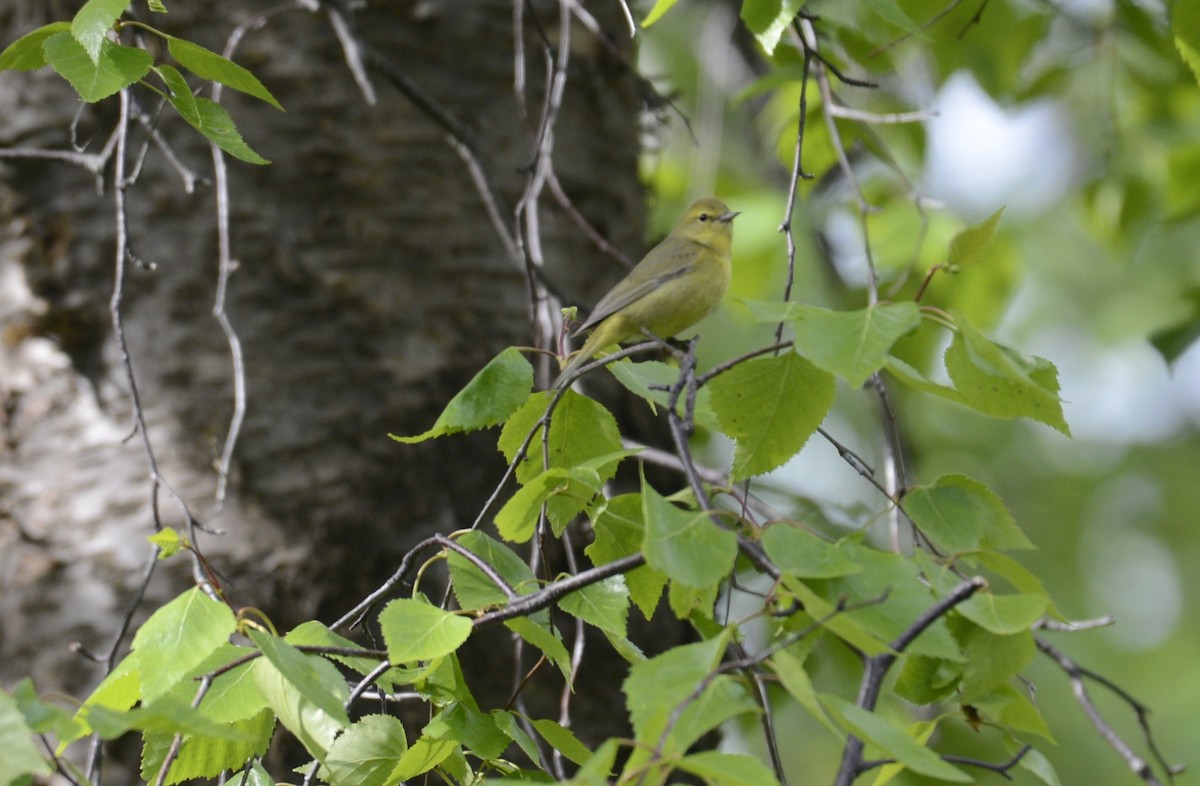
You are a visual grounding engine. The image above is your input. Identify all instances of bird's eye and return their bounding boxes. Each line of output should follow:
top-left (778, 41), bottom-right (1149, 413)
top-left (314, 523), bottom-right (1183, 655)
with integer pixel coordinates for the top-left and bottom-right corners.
top-left (698, 213), bottom-right (709, 222)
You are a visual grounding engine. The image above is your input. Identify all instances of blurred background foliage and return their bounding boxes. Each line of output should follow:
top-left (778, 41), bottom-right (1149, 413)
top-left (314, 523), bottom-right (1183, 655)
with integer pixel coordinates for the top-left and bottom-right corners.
top-left (633, 0), bottom-right (1198, 782)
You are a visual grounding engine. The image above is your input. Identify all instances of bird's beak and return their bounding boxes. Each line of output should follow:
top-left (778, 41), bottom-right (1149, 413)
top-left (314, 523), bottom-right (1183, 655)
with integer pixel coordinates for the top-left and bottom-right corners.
top-left (718, 210), bottom-right (740, 223)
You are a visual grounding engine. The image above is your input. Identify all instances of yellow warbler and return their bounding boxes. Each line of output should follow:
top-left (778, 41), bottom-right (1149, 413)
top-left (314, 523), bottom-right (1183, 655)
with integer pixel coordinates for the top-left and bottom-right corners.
top-left (553, 197), bottom-right (739, 388)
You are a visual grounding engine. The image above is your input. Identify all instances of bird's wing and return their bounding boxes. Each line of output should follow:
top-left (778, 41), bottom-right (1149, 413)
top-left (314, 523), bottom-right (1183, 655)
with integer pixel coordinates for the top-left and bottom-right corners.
top-left (573, 252), bottom-right (695, 336)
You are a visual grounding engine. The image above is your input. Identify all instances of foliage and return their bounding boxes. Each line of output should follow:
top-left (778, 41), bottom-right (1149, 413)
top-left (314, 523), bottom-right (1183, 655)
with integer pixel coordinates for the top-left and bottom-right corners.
top-left (0, 0), bottom-right (1192, 784)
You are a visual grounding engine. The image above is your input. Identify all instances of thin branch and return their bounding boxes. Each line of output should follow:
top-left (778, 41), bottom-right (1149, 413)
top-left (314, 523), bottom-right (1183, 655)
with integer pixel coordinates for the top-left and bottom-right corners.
top-left (1036, 637), bottom-right (1180, 785)
top-left (775, 43), bottom-right (814, 347)
top-left (833, 577), bottom-right (985, 786)
top-left (472, 553), bottom-right (645, 628)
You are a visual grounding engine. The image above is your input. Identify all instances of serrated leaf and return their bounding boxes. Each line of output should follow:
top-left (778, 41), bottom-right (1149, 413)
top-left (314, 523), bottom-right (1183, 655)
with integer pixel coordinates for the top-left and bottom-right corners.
top-left (1174, 0), bottom-right (1200, 86)
top-left (623, 633), bottom-right (728, 738)
top-left (379, 599), bottom-right (472, 663)
top-left (885, 356), bottom-right (966, 404)
top-left (944, 319), bottom-right (1069, 434)
top-left (166, 35), bottom-right (282, 109)
top-left (495, 465), bottom-right (604, 542)
top-left (951, 620), bottom-right (1036, 700)
top-left (904, 474), bottom-right (1031, 554)
top-left (44, 32), bottom-right (152, 102)
top-left (0, 688), bottom-right (52, 784)
top-left (776, 302), bottom-right (922, 388)
top-left (642, 0), bottom-right (680, 26)
top-left (769, 647), bottom-right (842, 737)
top-left (741, 0), bottom-right (807, 54)
top-left (185, 96), bottom-right (270, 164)
top-left (148, 526), bottom-right (185, 557)
top-left (325, 714), bottom-right (408, 786)
top-left (132, 588), bottom-right (236, 705)
top-left (709, 352), bottom-right (834, 480)
top-left (388, 735), bottom-right (457, 780)
top-left (762, 524), bottom-right (862, 578)
top-left (821, 694), bottom-right (970, 781)
top-left (71, 0), bottom-right (130, 63)
top-left (642, 479), bottom-right (736, 589)
top-left (431, 703), bottom-right (509, 759)
top-left (780, 577), bottom-right (890, 656)
top-left (392, 347), bottom-right (532, 442)
top-left (608, 359), bottom-right (722, 433)
top-left (139, 708), bottom-right (273, 785)
top-left (894, 654), bottom-right (961, 705)
top-left (498, 390), bottom-right (623, 527)
top-left (0, 22), bottom-right (70, 71)
top-left (446, 530), bottom-right (539, 611)
top-left (559, 574), bottom-right (629, 635)
top-left (948, 208), bottom-right (1005, 267)
top-left (587, 493), bottom-right (667, 618)
top-left (971, 684), bottom-right (1054, 741)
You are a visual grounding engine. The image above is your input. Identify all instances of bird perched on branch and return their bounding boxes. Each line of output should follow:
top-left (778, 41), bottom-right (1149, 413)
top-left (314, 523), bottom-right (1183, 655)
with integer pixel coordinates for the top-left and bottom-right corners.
top-left (553, 197), bottom-right (739, 388)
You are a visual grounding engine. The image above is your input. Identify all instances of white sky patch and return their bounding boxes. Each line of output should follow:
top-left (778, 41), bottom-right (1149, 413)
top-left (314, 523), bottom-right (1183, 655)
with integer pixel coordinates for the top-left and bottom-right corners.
top-left (924, 72), bottom-right (1078, 220)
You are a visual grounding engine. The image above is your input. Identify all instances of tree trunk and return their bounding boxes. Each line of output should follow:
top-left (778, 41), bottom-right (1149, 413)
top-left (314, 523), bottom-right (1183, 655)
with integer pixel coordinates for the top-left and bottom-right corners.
top-left (0, 0), bottom-right (647, 752)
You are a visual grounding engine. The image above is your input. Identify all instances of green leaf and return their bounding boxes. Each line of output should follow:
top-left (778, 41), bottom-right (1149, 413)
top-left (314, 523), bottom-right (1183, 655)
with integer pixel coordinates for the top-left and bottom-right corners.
top-left (200, 98), bottom-right (270, 163)
top-left (958, 592), bottom-right (1047, 635)
top-left (1019, 746), bottom-right (1065, 786)
top-left (779, 577), bottom-right (890, 656)
top-left (904, 474), bottom-right (1031, 554)
top-left (132, 587), bottom-right (237, 705)
top-left (166, 35), bottom-right (282, 109)
top-left (392, 347), bottom-right (532, 442)
top-left (284, 622), bottom-right (399, 688)
top-left (498, 390), bottom-right (623, 527)
top-left (623, 634), bottom-right (727, 737)
top-left (948, 208), bottom-right (1005, 267)
top-left (1174, 0), bottom-right (1200, 86)
top-left (741, 0), bottom-right (807, 54)
top-left (587, 493), bottom-right (667, 619)
top-left (147, 526), bottom-right (185, 557)
top-left (970, 684), bottom-right (1053, 741)
top-left (608, 359), bottom-right (722, 433)
top-left (951, 620), bottom-right (1036, 700)
top-left (44, 32), bottom-right (152, 101)
top-left (769, 646), bottom-right (843, 737)
top-left (709, 352), bottom-right (835, 480)
top-left (641, 0), bottom-right (680, 26)
top-left (0, 688), bottom-right (52, 784)
top-left (505, 617), bottom-right (572, 680)
top-left (0, 22), bottom-right (70, 71)
top-left (11, 678), bottom-right (85, 740)
top-left (751, 301), bottom-right (921, 387)
top-left (944, 319), bottom-right (1069, 434)
top-left (325, 714), bottom-right (408, 786)
top-left (531, 718), bottom-right (592, 765)
top-left (677, 751), bottom-right (781, 786)
top-left (821, 694), bottom-right (970, 781)
top-left (388, 735), bottom-right (457, 781)
top-left (885, 356), bottom-right (966, 404)
top-left (140, 708), bottom-right (273, 785)
top-left (148, 0), bottom-right (168, 12)
top-left (71, 0), bottom-right (131, 62)
top-left (762, 524), bottom-right (862, 578)
top-left (858, 0), bottom-right (926, 38)
top-left (250, 631), bottom-right (349, 761)
top-left (379, 599), bottom-right (473, 663)
top-left (447, 530), bottom-right (540, 610)
top-left (894, 654), bottom-right (961, 705)
top-left (248, 630), bottom-right (349, 726)
top-left (559, 574), bottom-right (629, 635)
top-left (432, 703), bottom-right (510, 759)
top-left (642, 478), bottom-right (736, 589)
top-left (496, 466), bottom-right (588, 541)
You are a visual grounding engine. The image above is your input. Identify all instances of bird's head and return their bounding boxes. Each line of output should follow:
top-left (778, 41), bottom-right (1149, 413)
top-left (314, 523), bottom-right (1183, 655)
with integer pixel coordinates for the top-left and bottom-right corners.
top-left (674, 198), bottom-right (739, 249)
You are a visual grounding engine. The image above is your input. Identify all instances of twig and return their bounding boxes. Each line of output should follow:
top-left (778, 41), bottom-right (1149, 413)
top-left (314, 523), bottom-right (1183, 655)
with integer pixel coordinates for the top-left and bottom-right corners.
top-left (775, 43), bottom-right (814, 347)
top-left (832, 577), bottom-right (985, 786)
top-left (1036, 637), bottom-right (1179, 785)
top-left (473, 553), bottom-right (645, 628)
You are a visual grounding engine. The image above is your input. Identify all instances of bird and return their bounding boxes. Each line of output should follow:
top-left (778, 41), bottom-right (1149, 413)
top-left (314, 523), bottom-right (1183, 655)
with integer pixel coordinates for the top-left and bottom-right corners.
top-left (553, 197), bottom-right (739, 389)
